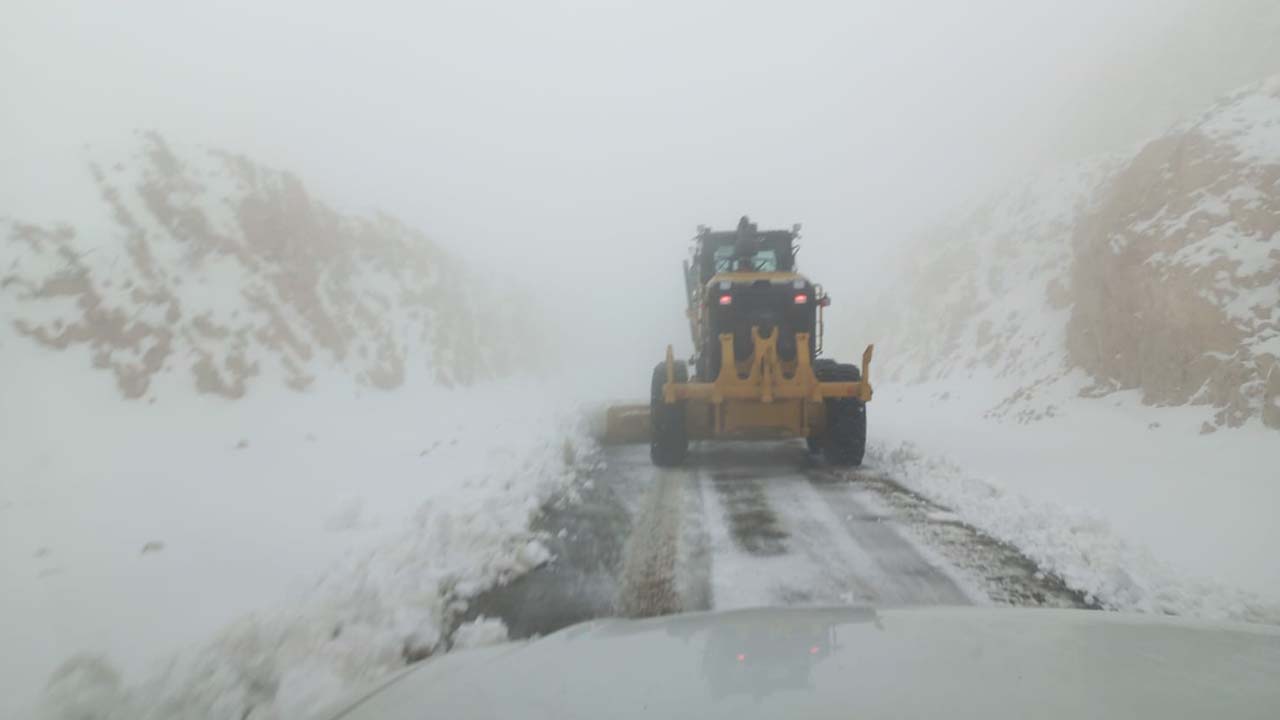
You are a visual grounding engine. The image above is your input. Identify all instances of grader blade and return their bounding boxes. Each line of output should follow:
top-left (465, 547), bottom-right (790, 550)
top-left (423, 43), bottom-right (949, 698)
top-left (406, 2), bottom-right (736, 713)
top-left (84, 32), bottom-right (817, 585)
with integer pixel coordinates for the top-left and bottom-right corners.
top-left (603, 404), bottom-right (651, 445)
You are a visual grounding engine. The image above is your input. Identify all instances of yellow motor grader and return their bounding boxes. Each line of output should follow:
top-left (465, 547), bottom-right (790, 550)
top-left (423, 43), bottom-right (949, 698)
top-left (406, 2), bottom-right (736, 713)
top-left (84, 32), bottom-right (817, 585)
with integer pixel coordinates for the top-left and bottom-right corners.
top-left (607, 217), bottom-right (873, 466)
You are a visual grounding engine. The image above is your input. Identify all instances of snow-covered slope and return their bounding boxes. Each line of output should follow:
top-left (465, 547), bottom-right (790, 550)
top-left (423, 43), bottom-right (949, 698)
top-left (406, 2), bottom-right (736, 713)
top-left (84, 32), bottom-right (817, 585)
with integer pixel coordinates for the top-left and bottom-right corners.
top-left (0, 135), bottom-right (575, 720)
top-left (872, 156), bottom-right (1120, 422)
top-left (0, 131), bottom-right (536, 399)
top-left (876, 76), bottom-right (1280, 431)
top-left (862, 76), bottom-right (1280, 622)
top-left (3, 378), bottom-right (589, 720)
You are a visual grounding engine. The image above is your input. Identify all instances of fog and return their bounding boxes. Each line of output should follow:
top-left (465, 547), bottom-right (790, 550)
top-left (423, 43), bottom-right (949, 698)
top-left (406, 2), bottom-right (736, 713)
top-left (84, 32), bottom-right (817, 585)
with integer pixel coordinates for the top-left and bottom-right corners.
top-left (4, 0), bottom-right (1276, 393)
top-left (5, 4), bottom-right (1280, 717)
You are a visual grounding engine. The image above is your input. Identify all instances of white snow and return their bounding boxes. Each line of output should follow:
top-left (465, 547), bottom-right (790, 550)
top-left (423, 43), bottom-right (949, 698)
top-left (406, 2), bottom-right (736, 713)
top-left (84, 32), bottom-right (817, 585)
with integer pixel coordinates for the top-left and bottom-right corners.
top-left (863, 76), bottom-right (1280, 625)
top-left (0, 335), bottom-right (589, 720)
top-left (450, 617), bottom-right (510, 649)
top-left (1193, 76), bottom-right (1280, 165)
top-left (0, 131), bottom-right (580, 720)
top-left (867, 380), bottom-right (1280, 623)
top-left (0, 134), bottom-right (521, 401)
top-left (869, 155), bottom-right (1117, 390)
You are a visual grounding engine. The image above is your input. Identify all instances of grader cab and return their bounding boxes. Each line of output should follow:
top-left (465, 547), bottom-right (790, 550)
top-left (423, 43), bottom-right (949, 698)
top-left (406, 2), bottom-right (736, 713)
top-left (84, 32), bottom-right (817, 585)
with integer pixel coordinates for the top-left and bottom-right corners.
top-left (611, 217), bottom-right (873, 467)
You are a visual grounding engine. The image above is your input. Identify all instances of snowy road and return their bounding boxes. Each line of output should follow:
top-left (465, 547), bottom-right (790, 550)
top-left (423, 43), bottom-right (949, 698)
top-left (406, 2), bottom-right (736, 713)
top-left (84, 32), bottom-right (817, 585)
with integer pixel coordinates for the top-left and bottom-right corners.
top-left (466, 442), bottom-right (1087, 638)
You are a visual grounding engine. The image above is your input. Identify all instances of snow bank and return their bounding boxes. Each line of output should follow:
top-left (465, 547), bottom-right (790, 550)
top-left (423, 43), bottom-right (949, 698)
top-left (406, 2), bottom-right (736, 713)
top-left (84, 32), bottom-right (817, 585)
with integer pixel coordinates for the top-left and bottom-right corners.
top-left (450, 617), bottom-right (511, 650)
top-left (866, 380), bottom-right (1280, 624)
top-left (1, 339), bottom-right (591, 719)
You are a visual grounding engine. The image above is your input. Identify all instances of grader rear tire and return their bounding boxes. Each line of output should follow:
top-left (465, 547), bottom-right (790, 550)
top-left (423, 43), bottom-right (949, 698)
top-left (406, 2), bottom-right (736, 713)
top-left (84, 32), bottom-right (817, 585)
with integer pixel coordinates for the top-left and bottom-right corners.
top-left (650, 360), bottom-right (689, 466)
top-left (817, 362), bottom-right (866, 467)
top-left (806, 359), bottom-right (837, 454)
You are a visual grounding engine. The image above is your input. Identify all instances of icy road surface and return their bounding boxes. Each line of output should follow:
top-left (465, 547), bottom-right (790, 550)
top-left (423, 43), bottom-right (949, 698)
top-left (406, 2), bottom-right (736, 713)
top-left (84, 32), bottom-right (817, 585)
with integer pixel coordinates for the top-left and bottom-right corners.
top-left (467, 442), bottom-right (1088, 636)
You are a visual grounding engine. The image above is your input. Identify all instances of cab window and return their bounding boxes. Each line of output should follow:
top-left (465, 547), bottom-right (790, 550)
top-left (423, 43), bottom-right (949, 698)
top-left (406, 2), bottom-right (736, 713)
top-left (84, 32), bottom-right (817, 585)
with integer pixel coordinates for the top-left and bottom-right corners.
top-left (713, 246), bottom-right (781, 273)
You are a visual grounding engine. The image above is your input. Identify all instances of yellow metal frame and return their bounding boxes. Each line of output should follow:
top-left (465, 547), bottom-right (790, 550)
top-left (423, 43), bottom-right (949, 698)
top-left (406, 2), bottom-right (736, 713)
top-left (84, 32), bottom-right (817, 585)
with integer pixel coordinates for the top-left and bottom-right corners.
top-left (662, 328), bottom-right (873, 439)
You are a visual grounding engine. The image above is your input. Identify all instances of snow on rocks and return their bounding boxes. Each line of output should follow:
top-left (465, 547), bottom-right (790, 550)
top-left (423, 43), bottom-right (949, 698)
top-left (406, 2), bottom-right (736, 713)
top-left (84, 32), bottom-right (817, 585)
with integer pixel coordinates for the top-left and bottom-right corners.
top-left (871, 74), bottom-right (1280, 432)
top-left (0, 131), bottom-right (541, 401)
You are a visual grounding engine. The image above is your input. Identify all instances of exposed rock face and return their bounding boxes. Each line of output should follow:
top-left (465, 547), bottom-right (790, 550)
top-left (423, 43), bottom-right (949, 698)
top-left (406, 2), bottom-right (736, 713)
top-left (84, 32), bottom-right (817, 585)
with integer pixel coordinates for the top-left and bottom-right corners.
top-left (874, 77), bottom-right (1280, 431)
top-left (1068, 82), bottom-right (1280, 428)
top-left (1, 132), bottom-right (532, 398)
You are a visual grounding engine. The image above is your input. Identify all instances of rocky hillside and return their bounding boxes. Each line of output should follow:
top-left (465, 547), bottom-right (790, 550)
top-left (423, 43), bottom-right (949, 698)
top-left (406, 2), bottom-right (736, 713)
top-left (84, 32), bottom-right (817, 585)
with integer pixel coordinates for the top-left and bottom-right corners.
top-left (0, 132), bottom-right (535, 399)
top-left (874, 75), bottom-right (1280, 432)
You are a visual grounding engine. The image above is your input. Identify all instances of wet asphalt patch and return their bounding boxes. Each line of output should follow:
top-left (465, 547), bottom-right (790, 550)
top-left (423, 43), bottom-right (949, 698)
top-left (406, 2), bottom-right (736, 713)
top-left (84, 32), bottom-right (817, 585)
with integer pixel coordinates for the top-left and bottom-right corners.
top-left (462, 462), bottom-right (632, 637)
top-left (709, 472), bottom-right (789, 556)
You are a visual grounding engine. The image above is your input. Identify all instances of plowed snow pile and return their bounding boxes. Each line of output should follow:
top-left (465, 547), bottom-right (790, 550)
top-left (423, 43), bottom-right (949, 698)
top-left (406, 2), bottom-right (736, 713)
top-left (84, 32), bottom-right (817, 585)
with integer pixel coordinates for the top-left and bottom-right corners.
top-left (0, 136), bottom-right (581, 720)
top-left (4, 378), bottom-right (586, 720)
top-left (865, 76), bottom-right (1280, 620)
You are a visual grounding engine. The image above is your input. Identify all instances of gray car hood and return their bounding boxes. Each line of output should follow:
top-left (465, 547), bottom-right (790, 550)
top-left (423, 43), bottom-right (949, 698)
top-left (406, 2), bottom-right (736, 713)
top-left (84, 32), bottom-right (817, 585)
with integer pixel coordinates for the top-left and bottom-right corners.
top-left (327, 606), bottom-right (1280, 719)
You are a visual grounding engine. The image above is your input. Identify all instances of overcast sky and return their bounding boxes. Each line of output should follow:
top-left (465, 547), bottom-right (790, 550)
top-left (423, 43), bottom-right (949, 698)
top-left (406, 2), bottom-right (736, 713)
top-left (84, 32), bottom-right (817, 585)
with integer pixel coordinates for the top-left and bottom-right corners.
top-left (4, 0), bottom-right (1274, 391)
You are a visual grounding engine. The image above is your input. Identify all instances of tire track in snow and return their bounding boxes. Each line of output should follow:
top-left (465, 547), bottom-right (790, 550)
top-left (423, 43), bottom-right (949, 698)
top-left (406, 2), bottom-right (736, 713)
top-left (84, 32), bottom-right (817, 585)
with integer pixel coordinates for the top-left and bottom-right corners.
top-left (801, 472), bottom-right (972, 605)
top-left (616, 469), bottom-right (688, 617)
top-left (699, 443), bottom-right (968, 608)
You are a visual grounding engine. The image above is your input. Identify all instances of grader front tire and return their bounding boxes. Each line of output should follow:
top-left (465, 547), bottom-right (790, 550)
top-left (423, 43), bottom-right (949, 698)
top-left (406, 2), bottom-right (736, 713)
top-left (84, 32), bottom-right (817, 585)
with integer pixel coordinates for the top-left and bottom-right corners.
top-left (650, 360), bottom-right (689, 467)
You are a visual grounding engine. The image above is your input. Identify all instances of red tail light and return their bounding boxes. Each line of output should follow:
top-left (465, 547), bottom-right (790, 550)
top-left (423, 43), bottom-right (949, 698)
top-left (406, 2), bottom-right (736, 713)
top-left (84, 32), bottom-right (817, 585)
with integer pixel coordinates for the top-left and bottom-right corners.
top-left (794, 294), bottom-right (809, 304)
top-left (719, 294), bottom-right (733, 306)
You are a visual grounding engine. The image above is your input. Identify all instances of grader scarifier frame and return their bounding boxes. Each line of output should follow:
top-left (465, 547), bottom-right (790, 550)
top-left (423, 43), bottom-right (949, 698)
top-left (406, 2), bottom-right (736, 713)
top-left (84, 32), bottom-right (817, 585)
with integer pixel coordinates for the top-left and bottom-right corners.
top-left (660, 330), bottom-right (873, 439)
